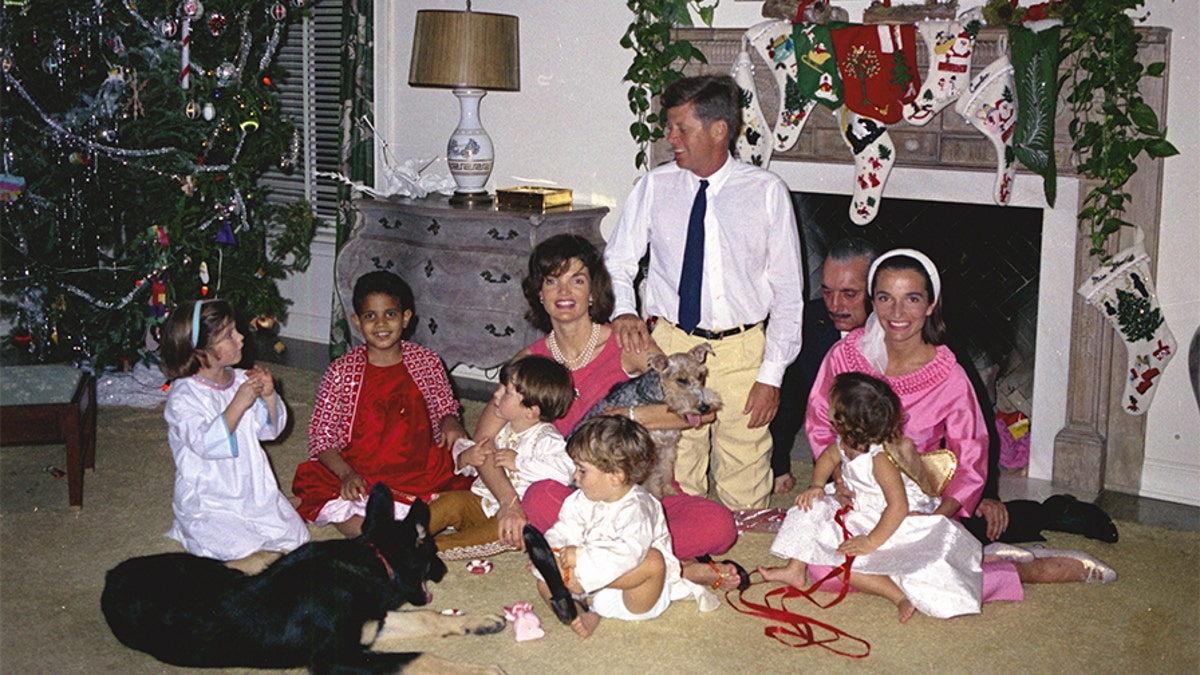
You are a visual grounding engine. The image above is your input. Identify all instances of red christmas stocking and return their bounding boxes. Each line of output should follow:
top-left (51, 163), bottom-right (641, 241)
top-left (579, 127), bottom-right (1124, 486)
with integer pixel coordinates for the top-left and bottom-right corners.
top-left (831, 23), bottom-right (920, 125)
top-left (904, 13), bottom-right (982, 125)
top-left (838, 108), bottom-right (895, 226)
top-left (1078, 230), bottom-right (1178, 415)
top-left (955, 51), bottom-right (1018, 205)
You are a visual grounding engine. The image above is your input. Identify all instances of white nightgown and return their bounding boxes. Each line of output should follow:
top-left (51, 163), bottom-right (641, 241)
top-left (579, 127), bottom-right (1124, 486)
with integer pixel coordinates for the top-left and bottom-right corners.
top-left (164, 370), bottom-right (310, 561)
top-left (770, 441), bottom-right (982, 618)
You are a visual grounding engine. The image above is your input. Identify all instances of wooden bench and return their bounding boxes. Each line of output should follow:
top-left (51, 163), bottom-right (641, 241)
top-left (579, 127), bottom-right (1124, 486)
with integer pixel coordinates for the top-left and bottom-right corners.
top-left (0, 365), bottom-right (97, 509)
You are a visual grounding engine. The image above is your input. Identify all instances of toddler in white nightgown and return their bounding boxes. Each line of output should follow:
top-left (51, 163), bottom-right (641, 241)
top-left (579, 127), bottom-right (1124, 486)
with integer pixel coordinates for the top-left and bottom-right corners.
top-left (761, 372), bottom-right (981, 622)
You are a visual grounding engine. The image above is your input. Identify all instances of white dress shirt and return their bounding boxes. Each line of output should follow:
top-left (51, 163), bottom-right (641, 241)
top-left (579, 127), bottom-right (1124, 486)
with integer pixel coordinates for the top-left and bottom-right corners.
top-left (605, 155), bottom-right (804, 386)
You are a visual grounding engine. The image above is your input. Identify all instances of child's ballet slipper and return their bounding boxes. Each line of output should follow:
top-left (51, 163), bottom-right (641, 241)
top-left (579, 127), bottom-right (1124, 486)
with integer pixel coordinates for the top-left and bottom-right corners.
top-left (1029, 545), bottom-right (1118, 584)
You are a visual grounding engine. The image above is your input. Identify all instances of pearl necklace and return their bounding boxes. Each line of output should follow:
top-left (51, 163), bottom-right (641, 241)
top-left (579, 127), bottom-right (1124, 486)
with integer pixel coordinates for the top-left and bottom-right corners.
top-left (547, 323), bottom-right (601, 371)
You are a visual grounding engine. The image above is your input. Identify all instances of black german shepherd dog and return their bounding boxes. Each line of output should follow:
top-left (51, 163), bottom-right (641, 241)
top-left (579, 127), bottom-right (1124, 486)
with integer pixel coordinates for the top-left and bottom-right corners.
top-left (102, 484), bottom-right (456, 674)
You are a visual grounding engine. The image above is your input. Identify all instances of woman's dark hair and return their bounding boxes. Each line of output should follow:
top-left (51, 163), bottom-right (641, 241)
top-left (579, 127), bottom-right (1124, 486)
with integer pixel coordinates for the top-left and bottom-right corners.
top-left (871, 254), bottom-right (947, 345)
top-left (159, 299), bottom-right (236, 380)
top-left (828, 372), bottom-right (905, 450)
top-left (522, 234), bottom-right (614, 333)
top-left (353, 270), bottom-right (414, 316)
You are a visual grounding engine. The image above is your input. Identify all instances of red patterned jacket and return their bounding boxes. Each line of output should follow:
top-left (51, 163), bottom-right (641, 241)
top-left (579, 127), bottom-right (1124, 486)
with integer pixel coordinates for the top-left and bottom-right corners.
top-left (306, 343), bottom-right (460, 459)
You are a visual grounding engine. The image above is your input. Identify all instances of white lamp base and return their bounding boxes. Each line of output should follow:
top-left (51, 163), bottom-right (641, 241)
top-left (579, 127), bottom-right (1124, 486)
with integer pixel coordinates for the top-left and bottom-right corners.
top-left (447, 88), bottom-right (494, 205)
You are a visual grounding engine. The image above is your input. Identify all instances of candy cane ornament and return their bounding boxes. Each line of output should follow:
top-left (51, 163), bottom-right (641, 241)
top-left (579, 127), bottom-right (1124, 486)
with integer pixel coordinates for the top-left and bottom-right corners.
top-left (180, 1), bottom-right (204, 90)
top-left (180, 19), bottom-right (190, 88)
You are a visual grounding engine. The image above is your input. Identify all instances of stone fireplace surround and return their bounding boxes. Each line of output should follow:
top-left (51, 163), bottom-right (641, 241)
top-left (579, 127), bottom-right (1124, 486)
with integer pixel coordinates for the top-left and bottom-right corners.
top-left (666, 25), bottom-right (1172, 495)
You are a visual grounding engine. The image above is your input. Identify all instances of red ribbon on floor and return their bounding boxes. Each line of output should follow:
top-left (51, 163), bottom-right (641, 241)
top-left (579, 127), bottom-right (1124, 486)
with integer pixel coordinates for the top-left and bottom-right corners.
top-left (725, 504), bottom-right (870, 657)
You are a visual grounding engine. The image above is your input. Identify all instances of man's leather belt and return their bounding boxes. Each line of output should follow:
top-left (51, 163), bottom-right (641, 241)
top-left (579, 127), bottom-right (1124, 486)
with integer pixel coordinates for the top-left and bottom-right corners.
top-left (672, 321), bottom-right (761, 341)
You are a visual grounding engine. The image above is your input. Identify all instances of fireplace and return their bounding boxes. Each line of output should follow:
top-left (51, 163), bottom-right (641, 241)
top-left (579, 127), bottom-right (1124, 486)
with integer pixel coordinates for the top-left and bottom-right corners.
top-left (776, 164), bottom-right (1078, 482)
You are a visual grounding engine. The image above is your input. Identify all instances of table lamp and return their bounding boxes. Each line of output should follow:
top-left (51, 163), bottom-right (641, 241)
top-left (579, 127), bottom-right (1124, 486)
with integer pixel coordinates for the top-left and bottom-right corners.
top-left (408, 5), bottom-right (520, 206)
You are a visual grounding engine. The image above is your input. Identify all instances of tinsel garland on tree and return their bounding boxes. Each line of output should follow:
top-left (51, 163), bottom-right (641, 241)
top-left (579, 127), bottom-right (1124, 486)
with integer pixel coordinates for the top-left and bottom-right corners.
top-left (0, 0), bottom-right (317, 369)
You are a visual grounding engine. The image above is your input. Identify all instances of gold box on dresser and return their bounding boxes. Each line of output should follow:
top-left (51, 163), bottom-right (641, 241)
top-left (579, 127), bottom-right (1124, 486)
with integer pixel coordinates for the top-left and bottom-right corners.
top-left (495, 186), bottom-right (573, 210)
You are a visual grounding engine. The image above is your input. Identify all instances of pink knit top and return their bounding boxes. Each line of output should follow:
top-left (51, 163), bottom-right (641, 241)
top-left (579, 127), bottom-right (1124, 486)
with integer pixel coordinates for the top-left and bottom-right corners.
top-left (804, 328), bottom-right (988, 518)
top-left (530, 330), bottom-right (627, 437)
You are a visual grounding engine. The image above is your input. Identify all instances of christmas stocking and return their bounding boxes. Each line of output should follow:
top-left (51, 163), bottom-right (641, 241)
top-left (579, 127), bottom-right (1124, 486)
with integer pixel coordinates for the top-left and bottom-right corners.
top-left (1010, 19), bottom-right (1062, 207)
top-left (1078, 229), bottom-right (1177, 415)
top-left (955, 50), bottom-right (1018, 205)
top-left (792, 22), bottom-right (843, 111)
top-left (733, 47), bottom-right (773, 166)
top-left (839, 107), bottom-right (895, 226)
top-left (904, 12), bottom-right (983, 126)
top-left (831, 23), bottom-right (921, 125)
top-left (747, 20), bottom-right (817, 154)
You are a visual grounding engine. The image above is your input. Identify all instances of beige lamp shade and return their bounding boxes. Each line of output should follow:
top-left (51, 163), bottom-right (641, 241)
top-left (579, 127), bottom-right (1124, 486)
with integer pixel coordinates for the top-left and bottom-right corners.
top-left (408, 10), bottom-right (520, 91)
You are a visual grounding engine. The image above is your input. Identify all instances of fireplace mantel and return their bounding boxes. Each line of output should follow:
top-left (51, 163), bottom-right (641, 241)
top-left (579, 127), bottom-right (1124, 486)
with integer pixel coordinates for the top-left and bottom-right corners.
top-left (667, 25), bottom-right (1172, 495)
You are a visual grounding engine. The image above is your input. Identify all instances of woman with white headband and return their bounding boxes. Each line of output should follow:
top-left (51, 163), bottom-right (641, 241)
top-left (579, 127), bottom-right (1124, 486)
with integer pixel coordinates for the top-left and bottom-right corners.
top-left (798, 248), bottom-right (1116, 606)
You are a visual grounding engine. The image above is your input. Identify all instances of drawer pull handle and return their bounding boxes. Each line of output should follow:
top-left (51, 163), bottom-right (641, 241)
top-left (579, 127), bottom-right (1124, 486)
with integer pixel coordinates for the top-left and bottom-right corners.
top-left (427, 317), bottom-right (438, 335)
top-left (371, 256), bottom-right (395, 271)
top-left (484, 323), bottom-right (515, 338)
top-left (380, 216), bottom-right (402, 230)
top-left (488, 228), bottom-right (519, 241)
top-left (480, 271), bottom-right (510, 284)
top-left (424, 260), bottom-right (434, 278)
top-left (427, 219), bottom-right (440, 236)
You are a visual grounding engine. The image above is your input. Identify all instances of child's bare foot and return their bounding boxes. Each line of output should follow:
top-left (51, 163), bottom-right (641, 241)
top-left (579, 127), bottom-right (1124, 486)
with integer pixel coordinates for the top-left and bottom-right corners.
top-left (684, 559), bottom-right (747, 592)
top-left (570, 608), bottom-right (600, 638)
top-left (757, 564), bottom-right (807, 590)
top-left (897, 598), bottom-right (916, 623)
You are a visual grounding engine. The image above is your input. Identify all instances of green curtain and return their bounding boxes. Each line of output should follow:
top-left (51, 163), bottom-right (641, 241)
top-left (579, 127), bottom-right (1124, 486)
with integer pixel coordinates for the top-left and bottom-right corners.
top-left (329, 0), bottom-right (374, 359)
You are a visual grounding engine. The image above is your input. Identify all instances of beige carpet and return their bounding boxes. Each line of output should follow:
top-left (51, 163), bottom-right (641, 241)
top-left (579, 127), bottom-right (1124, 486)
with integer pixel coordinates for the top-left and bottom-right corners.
top-left (1, 364), bottom-right (1196, 674)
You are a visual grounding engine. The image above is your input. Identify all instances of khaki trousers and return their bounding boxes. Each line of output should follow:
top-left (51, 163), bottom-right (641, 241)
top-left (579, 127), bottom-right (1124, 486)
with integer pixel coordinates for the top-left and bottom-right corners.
top-left (652, 321), bottom-right (773, 509)
top-left (427, 489), bottom-right (498, 551)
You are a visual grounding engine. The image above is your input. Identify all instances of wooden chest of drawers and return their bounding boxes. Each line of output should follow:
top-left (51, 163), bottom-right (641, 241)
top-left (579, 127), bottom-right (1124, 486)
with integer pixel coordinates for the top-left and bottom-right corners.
top-left (339, 196), bottom-right (608, 369)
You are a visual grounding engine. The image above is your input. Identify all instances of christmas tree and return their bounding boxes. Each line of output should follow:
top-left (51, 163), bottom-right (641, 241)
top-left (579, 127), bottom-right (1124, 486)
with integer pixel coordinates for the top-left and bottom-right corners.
top-left (1, 0), bottom-right (317, 369)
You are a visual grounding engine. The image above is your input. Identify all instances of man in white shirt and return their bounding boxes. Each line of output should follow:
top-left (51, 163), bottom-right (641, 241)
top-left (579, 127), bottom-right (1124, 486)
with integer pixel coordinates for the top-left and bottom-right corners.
top-left (605, 75), bottom-right (804, 509)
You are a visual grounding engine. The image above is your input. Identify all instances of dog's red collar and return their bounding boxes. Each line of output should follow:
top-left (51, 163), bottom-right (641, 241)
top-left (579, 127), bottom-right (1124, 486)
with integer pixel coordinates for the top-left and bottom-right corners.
top-left (364, 541), bottom-right (395, 581)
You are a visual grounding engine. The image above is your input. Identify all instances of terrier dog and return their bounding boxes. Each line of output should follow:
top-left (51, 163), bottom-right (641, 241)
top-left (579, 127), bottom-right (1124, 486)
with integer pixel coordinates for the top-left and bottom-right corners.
top-left (581, 343), bottom-right (721, 498)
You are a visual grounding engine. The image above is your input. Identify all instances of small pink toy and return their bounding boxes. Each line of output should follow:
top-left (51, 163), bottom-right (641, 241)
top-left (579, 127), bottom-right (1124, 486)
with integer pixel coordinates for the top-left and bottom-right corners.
top-left (466, 559), bottom-right (493, 574)
top-left (504, 602), bottom-right (545, 642)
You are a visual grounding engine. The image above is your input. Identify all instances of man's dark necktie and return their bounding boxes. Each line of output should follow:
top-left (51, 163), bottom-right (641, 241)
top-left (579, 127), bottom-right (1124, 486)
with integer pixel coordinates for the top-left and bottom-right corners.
top-left (677, 179), bottom-right (708, 333)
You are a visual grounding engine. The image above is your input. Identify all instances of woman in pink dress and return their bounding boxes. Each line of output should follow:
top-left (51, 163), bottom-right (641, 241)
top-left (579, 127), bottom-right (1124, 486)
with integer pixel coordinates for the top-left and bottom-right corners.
top-left (804, 249), bottom-right (1117, 598)
top-left (471, 234), bottom-right (745, 591)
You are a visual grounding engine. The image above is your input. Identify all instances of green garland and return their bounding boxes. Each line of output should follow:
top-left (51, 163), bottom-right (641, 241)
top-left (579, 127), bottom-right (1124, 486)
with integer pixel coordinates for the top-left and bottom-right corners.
top-left (621, 0), bottom-right (718, 169)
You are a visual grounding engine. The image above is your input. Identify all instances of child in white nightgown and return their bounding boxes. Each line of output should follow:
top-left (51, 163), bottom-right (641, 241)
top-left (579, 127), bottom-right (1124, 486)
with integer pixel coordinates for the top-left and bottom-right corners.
top-left (526, 416), bottom-right (714, 638)
top-left (760, 372), bottom-right (982, 622)
top-left (160, 299), bottom-right (309, 573)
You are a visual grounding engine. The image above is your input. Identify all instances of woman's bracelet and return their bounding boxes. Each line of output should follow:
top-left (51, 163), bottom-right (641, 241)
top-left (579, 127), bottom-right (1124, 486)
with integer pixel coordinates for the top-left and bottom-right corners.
top-left (628, 406), bottom-right (636, 421)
